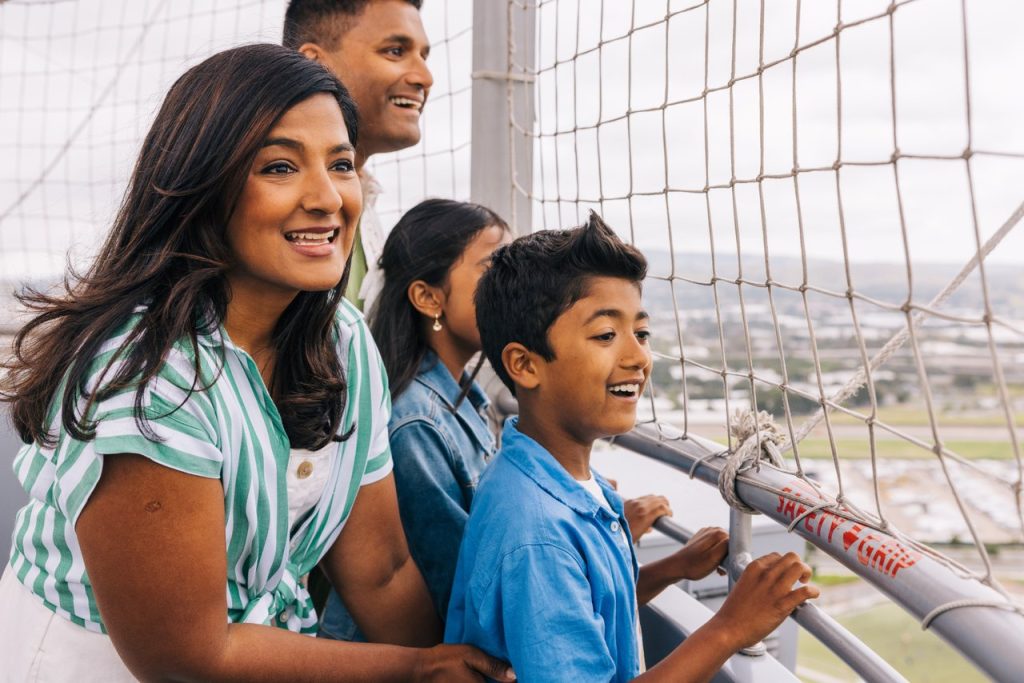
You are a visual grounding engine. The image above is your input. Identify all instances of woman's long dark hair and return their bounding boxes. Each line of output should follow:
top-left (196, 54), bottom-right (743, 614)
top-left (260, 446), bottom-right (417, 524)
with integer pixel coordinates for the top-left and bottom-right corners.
top-left (369, 199), bottom-right (509, 400)
top-left (2, 44), bottom-right (360, 450)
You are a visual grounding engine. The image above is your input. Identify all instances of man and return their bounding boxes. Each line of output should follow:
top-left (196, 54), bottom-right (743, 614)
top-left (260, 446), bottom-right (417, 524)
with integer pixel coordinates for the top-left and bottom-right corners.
top-left (284, 0), bottom-right (433, 310)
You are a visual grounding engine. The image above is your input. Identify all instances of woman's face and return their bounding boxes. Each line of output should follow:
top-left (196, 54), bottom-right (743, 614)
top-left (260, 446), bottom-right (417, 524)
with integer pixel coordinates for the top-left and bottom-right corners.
top-left (441, 224), bottom-right (512, 351)
top-left (225, 93), bottom-right (362, 302)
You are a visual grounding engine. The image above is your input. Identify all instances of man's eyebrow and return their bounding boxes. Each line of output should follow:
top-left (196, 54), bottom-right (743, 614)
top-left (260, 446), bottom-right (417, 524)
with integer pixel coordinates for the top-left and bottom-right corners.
top-left (381, 34), bottom-right (431, 56)
top-left (583, 308), bottom-right (650, 325)
top-left (261, 138), bottom-right (355, 154)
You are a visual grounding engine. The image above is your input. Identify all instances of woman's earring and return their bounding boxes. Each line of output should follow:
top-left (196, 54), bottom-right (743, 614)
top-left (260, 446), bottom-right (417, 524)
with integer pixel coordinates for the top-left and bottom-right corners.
top-left (432, 313), bottom-right (443, 332)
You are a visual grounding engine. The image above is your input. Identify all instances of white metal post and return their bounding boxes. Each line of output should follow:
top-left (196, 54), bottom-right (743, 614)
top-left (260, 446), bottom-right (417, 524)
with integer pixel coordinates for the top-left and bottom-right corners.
top-left (469, 0), bottom-right (535, 235)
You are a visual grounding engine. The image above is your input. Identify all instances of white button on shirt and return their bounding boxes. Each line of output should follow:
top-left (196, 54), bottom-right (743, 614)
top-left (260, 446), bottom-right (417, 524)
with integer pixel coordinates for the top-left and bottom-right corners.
top-left (577, 472), bottom-right (646, 673)
top-left (287, 447), bottom-right (336, 532)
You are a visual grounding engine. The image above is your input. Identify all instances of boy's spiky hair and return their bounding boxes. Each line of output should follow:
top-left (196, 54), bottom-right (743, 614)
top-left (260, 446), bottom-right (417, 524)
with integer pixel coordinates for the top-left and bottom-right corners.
top-left (475, 212), bottom-right (647, 394)
top-left (283, 0), bottom-right (423, 50)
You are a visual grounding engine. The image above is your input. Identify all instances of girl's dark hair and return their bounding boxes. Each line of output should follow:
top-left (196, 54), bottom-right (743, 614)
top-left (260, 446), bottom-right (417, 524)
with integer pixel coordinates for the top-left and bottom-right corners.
top-left (368, 198), bottom-right (509, 400)
top-left (2, 43), bottom-right (360, 450)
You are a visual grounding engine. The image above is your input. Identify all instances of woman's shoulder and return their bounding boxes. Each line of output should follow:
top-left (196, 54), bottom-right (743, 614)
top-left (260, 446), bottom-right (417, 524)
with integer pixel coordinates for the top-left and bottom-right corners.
top-left (88, 310), bottom-right (208, 384)
top-left (334, 297), bottom-right (367, 330)
top-left (333, 299), bottom-right (378, 361)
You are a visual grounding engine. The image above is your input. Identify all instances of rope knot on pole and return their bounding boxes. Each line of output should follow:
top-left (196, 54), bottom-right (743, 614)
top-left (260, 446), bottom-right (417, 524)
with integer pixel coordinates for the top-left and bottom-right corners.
top-left (718, 409), bottom-right (787, 514)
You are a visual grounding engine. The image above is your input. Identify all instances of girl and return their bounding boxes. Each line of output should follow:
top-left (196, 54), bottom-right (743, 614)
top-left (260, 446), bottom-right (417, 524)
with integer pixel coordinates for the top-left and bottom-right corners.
top-left (321, 199), bottom-right (511, 639)
top-left (0, 45), bottom-right (511, 683)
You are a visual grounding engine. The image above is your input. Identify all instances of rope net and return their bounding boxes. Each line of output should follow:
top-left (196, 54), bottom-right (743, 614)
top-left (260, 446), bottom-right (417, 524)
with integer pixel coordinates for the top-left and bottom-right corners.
top-left (3, 0), bottom-right (1023, 654)
top-left (0, 0), bottom-right (471, 331)
top-left (509, 0), bottom-right (1023, 607)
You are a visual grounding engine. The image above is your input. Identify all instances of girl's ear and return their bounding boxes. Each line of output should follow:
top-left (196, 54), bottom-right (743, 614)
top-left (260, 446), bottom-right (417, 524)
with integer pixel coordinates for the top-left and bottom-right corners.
top-left (407, 280), bottom-right (446, 319)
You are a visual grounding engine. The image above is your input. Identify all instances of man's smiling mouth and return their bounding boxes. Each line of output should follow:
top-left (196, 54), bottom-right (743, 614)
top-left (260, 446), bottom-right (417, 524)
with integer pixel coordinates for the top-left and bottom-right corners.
top-left (389, 96), bottom-right (423, 111)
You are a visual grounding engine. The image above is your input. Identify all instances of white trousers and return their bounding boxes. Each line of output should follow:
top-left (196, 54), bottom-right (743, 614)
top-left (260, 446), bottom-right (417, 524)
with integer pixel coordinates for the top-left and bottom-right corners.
top-left (0, 567), bottom-right (137, 682)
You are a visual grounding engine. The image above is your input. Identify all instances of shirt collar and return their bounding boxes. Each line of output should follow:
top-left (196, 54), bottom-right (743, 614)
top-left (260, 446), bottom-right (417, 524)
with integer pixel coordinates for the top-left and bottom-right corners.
top-left (358, 169), bottom-right (382, 207)
top-left (500, 417), bottom-right (623, 519)
top-left (415, 350), bottom-right (490, 414)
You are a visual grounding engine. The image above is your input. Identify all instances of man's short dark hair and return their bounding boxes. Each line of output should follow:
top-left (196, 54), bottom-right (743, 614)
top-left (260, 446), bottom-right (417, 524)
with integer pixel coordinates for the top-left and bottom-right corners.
top-left (283, 0), bottom-right (424, 50)
top-left (475, 212), bottom-right (648, 394)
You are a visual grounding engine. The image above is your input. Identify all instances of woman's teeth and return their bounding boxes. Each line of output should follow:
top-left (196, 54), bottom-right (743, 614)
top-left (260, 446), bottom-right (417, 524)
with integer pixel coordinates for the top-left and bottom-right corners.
top-left (286, 230), bottom-right (337, 245)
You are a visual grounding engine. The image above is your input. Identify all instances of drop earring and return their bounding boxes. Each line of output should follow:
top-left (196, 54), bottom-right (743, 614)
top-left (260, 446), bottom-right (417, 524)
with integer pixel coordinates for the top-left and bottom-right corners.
top-left (432, 313), bottom-right (443, 332)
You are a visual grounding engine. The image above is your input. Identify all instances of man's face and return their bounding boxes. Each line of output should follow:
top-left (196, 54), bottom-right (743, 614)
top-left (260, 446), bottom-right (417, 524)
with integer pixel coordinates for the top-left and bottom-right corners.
top-left (532, 276), bottom-right (652, 445)
top-left (315, 0), bottom-right (432, 162)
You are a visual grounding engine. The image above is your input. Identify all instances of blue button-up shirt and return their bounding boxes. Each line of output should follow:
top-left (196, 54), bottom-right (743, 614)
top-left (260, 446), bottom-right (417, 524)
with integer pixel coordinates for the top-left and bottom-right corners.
top-left (445, 418), bottom-right (640, 683)
top-left (321, 351), bottom-right (494, 639)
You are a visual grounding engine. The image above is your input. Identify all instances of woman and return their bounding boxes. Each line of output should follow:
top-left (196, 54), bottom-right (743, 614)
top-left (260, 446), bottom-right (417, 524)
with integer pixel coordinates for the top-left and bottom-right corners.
top-left (0, 45), bottom-right (511, 682)
top-left (321, 199), bottom-right (511, 640)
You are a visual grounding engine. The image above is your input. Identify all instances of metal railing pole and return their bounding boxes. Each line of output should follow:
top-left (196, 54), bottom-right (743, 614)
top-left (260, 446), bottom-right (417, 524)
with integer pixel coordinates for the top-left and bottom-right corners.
top-left (617, 424), bottom-right (1024, 682)
top-left (726, 509), bottom-right (767, 656)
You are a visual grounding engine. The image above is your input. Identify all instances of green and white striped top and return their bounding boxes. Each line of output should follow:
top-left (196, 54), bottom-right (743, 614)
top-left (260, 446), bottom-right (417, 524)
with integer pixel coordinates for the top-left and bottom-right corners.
top-left (8, 299), bottom-right (392, 635)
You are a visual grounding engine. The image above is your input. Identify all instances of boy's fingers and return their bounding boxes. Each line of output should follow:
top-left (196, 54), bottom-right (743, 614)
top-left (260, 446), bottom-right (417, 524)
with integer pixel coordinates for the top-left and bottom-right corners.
top-left (778, 557), bottom-right (814, 590)
top-left (764, 551), bottom-right (803, 581)
top-left (747, 552), bottom-right (781, 578)
top-left (781, 584), bottom-right (820, 612)
top-left (465, 651), bottom-right (516, 682)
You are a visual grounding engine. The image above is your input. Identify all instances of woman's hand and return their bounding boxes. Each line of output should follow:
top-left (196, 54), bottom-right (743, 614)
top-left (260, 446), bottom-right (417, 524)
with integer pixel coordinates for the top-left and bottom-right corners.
top-left (415, 645), bottom-right (516, 682)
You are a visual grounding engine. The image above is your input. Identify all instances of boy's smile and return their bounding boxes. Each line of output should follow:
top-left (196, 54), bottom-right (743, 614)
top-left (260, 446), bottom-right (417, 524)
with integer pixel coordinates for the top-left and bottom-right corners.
top-left (530, 276), bottom-right (651, 451)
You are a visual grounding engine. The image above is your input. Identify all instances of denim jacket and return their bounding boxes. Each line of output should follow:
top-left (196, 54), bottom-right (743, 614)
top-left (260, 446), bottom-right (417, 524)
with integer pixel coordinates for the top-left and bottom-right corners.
top-left (320, 351), bottom-right (495, 639)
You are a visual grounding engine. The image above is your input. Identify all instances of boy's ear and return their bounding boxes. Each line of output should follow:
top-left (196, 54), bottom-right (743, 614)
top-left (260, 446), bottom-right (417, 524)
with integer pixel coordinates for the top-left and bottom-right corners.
top-left (407, 280), bottom-right (445, 318)
top-left (297, 43), bottom-right (326, 64)
top-left (501, 342), bottom-right (541, 391)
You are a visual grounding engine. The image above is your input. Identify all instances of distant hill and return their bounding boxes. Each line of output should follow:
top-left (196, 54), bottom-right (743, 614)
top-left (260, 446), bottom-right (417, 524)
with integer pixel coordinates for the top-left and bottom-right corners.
top-left (640, 251), bottom-right (1024, 318)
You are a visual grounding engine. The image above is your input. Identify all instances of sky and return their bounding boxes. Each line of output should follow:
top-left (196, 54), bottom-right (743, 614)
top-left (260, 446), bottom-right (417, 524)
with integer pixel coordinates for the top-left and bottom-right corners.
top-left (0, 0), bottom-right (1021, 287)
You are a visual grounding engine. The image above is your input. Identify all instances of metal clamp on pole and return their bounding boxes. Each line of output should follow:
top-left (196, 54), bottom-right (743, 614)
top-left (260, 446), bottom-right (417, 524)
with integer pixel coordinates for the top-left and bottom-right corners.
top-left (471, 70), bottom-right (536, 83)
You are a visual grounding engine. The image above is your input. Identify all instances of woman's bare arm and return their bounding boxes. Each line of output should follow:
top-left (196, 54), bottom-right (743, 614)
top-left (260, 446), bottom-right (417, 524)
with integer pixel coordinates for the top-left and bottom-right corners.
top-left (320, 473), bottom-right (441, 647)
top-left (76, 453), bottom-right (512, 682)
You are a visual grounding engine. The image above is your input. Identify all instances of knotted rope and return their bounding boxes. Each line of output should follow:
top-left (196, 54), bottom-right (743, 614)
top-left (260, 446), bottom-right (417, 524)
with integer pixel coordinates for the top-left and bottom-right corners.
top-left (717, 409), bottom-right (788, 513)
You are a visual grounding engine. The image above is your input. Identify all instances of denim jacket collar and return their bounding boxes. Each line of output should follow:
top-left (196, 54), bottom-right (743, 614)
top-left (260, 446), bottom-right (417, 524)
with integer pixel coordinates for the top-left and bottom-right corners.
top-left (501, 417), bottom-right (623, 520)
top-left (415, 350), bottom-right (490, 415)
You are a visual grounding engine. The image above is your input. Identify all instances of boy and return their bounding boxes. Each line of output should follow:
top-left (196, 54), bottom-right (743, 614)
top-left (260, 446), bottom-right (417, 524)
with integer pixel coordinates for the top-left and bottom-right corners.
top-left (445, 212), bottom-right (819, 682)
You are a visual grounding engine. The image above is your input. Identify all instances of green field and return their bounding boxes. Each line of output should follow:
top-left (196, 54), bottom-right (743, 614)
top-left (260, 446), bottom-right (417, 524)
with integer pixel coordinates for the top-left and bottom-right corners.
top-left (827, 406), bottom-right (1024, 428)
top-left (798, 603), bottom-right (986, 682)
top-left (794, 438), bottom-right (1016, 460)
top-left (694, 435), bottom-right (1016, 460)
